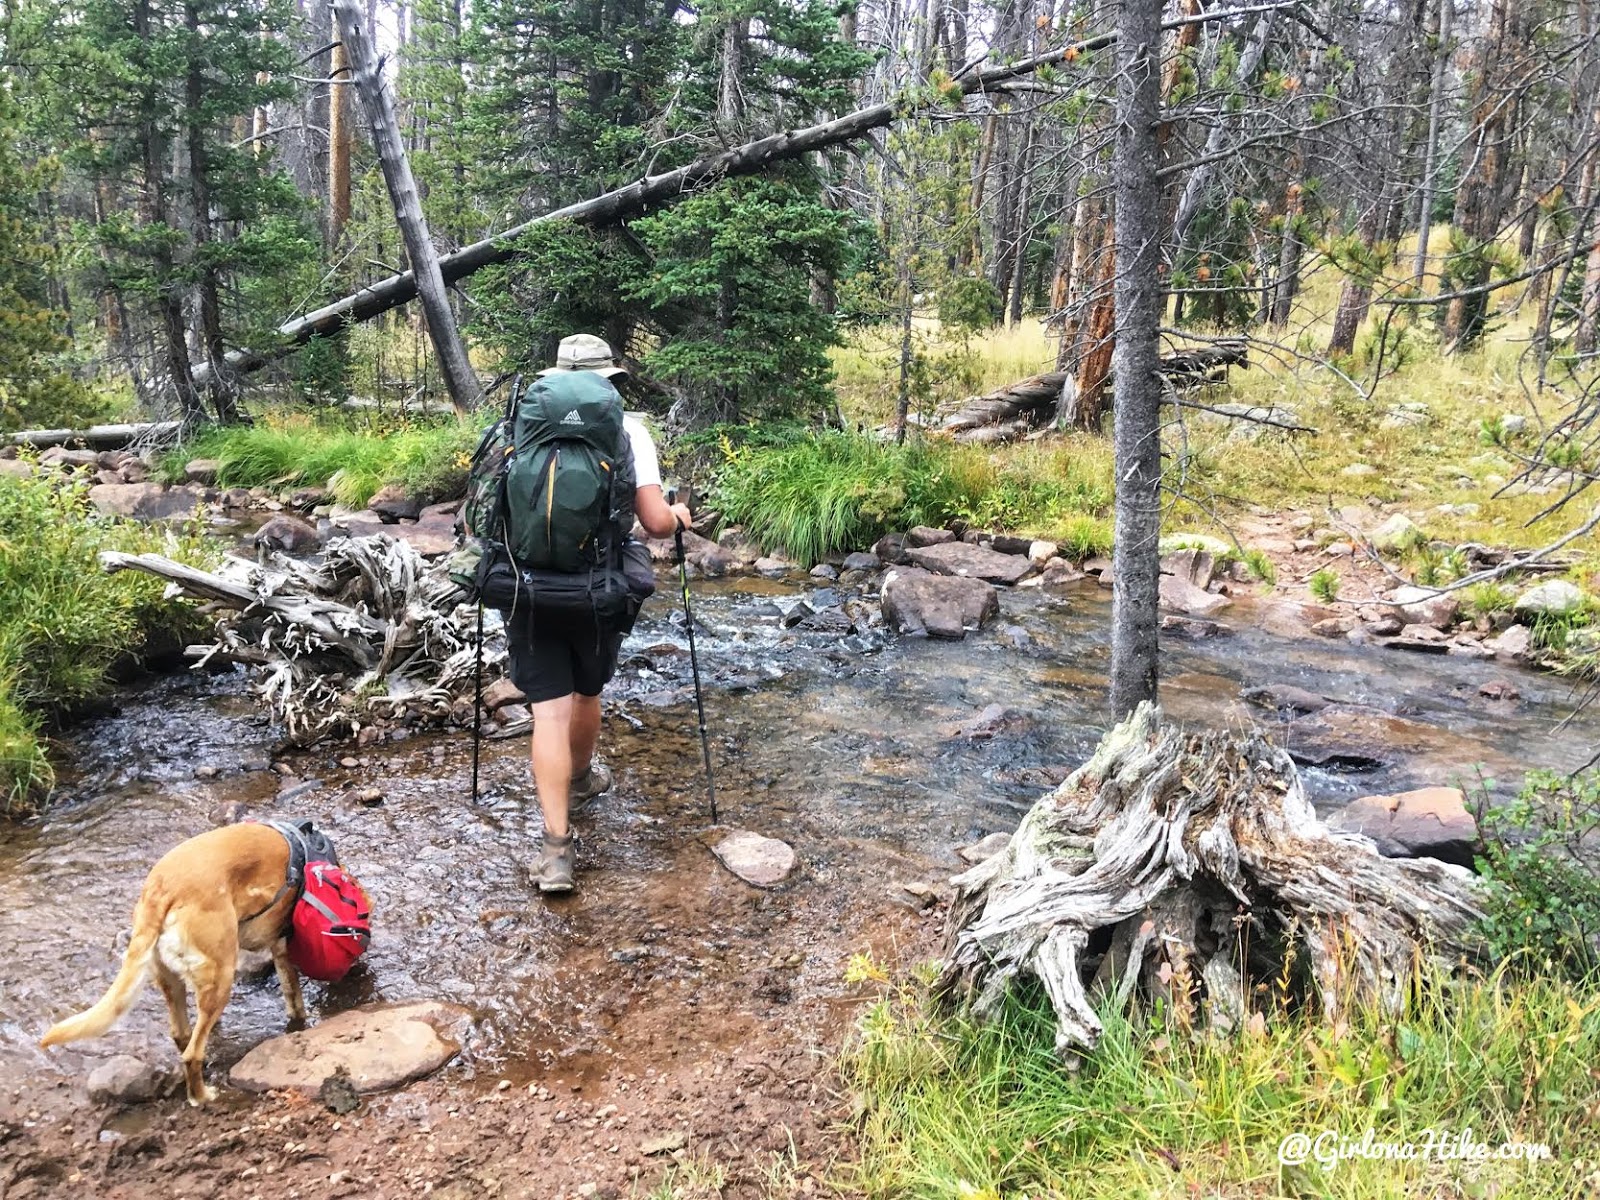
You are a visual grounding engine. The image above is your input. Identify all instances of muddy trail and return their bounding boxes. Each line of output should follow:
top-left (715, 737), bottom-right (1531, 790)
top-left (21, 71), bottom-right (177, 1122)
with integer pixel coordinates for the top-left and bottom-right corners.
top-left (2, 575), bottom-right (1596, 1199)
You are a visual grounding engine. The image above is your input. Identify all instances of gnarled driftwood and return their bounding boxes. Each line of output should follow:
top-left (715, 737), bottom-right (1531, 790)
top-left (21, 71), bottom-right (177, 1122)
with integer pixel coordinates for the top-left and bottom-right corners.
top-left (936, 703), bottom-right (1485, 1057)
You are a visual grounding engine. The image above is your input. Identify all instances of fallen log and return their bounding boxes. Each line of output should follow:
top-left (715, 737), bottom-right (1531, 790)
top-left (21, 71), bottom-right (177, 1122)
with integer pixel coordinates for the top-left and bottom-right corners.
top-left (935, 703), bottom-right (1484, 1058)
top-left (939, 342), bottom-right (1250, 443)
top-left (8, 421), bottom-right (184, 450)
top-left (100, 538), bottom-right (497, 743)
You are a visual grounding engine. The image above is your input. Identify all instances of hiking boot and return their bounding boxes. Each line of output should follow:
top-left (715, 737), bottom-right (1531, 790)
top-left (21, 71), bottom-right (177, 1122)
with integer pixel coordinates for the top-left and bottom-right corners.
top-left (569, 761), bottom-right (613, 811)
top-left (535, 832), bottom-right (575, 893)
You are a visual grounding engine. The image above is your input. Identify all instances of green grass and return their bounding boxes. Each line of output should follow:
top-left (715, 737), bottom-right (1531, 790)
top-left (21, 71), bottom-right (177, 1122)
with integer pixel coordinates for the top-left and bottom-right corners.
top-left (844, 968), bottom-right (1600, 1198)
top-left (0, 471), bottom-right (211, 809)
top-left (159, 411), bottom-right (481, 508)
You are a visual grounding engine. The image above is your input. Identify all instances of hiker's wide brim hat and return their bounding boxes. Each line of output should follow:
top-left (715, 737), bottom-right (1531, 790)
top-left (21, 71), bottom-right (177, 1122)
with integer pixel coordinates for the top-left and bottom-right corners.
top-left (538, 333), bottom-right (627, 379)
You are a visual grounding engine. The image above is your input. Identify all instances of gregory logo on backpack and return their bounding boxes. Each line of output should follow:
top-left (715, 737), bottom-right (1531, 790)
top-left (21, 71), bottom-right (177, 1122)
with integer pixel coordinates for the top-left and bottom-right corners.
top-left (560, 409), bottom-right (583, 425)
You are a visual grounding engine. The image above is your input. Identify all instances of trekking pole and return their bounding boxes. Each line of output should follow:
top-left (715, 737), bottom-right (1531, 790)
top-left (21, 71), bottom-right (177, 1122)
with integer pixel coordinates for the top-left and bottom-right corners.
top-left (669, 497), bottom-right (718, 825)
top-left (471, 599), bottom-right (484, 803)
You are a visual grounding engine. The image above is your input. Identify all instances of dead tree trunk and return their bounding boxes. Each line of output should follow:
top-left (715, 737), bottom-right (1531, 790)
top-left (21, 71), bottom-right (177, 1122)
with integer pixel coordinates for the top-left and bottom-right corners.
top-left (332, 0), bottom-right (481, 414)
top-left (1411, 0), bottom-right (1454, 288)
top-left (328, 6), bottom-right (352, 249)
top-left (936, 705), bottom-right (1485, 1057)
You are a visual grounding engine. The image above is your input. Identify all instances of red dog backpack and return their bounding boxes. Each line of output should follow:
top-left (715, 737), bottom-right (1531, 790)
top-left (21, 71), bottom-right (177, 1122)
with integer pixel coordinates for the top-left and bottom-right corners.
top-left (289, 861), bottom-right (372, 982)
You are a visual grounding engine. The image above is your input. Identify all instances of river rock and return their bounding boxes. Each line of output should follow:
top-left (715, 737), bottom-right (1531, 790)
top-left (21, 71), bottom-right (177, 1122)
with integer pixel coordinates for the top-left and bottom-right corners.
top-left (904, 541), bottom-right (1035, 585)
top-left (711, 830), bottom-right (797, 887)
top-left (1478, 679), bottom-right (1521, 701)
top-left (289, 486), bottom-right (333, 511)
top-left (184, 458), bottom-right (220, 486)
top-left (47, 447), bottom-right (103, 470)
top-left (0, 457), bottom-right (34, 477)
top-left (1311, 616), bottom-right (1357, 638)
top-left (1386, 585), bottom-right (1459, 630)
top-left (1486, 623), bottom-right (1535, 662)
top-left (255, 514), bottom-right (322, 556)
top-left (338, 514), bottom-right (457, 557)
top-left (1040, 559), bottom-right (1088, 591)
top-left (957, 832), bottom-right (1011, 865)
top-left (1514, 579), bottom-right (1586, 617)
top-left (713, 528), bottom-right (762, 571)
top-left (229, 1001), bottom-right (472, 1095)
top-left (810, 563), bottom-right (839, 580)
top-left (842, 551), bottom-right (879, 572)
top-left (1027, 540), bottom-right (1059, 565)
top-left (905, 525), bottom-right (955, 547)
top-left (880, 566), bottom-right (999, 639)
top-left (1158, 573), bottom-right (1230, 617)
top-left (367, 483), bottom-right (423, 523)
top-left (481, 677), bottom-right (526, 710)
top-left (754, 555), bottom-right (796, 579)
top-left (1369, 513), bottom-right (1422, 552)
top-left (1160, 615), bottom-right (1230, 639)
top-left (88, 1055), bottom-right (172, 1105)
top-left (944, 703), bottom-right (1031, 740)
top-left (88, 482), bottom-right (205, 521)
top-left (1327, 786), bottom-right (1479, 867)
top-left (989, 534), bottom-right (1032, 556)
top-left (1240, 684), bottom-right (1328, 714)
top-left (1160, 547), bottom-right (1218, 590)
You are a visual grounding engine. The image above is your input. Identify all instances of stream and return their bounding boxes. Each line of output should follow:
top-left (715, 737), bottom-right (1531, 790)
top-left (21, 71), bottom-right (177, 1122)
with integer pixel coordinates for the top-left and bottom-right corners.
top-left (2, 573), bottom-right (1595, 1118)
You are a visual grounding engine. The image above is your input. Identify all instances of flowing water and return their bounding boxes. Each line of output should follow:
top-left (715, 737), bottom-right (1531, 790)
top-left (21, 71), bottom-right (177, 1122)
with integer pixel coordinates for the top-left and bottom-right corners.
top-left (3, 574), bottom-right (1595, 1113)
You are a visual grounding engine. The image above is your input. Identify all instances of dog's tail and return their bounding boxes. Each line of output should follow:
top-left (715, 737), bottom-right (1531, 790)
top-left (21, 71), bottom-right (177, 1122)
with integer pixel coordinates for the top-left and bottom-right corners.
top-left (41, 900), bottom-right (162, 1048)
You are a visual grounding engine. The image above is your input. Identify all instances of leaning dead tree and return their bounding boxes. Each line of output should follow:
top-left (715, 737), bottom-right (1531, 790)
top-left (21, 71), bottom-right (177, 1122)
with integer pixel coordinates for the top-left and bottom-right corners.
top-left (100, 539), bottom-right (495, 744)
top-left (936, 705), bottom-right (1485, 1057)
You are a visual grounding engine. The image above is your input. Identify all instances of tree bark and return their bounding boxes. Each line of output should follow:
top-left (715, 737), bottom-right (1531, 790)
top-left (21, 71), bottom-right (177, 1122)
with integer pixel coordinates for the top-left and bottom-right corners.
top-left (1108, 0), bottom-right (1163, 718)
top-left (332, 0), bottom-right (481, 414)
top-left (1411, 0), bottom-right (1454, 287)
top-left (328, 6), bottom-right (352, 248)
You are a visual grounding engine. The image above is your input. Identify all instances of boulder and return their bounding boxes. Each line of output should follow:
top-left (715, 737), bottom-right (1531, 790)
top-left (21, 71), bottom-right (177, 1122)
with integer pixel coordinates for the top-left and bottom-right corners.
top-left (711, 830), bottom-right (798, 887)
top-left (842, 551), bottom-right (880, 572)
top-left (367, 483), bottom-right (423, 524)
top-left (1386, 585), bottom-right (1459, 631)
top-left (289, 486), bottom-right (333, 512)
top-left (1514, 579), bottom-right (1586, 617)
top-left (87, 482), bottom-right (205, 521)
top-left (957, 832), bottom-right (1011, 865)
top-left (338, 514), bottom-right (456, 557)
top-left (1486, 623), bottom-right (1534, 662)
top-left (714, 528), bottom-right (763, 571)
top-left (1369, 513), bottom-right (1422, 553)
top-left (87, 1055), bottom-right (172, 1106)
top-left (1311, 616), bottom-right (1357, 638)
top-left (1160, 615), bottom-right (1230, 639)
top-left (1327, 786), bottom-right (1479, 868)
top-left (117, 460), bottom-right (149, 484)
top-left (1040, 559), bottom-right (1088, 591)
top-left (48, 448), bottom-right (103, 471)
top-left (904, 541), bottom-right (1036, 586)
top-left (254, 514), bottom-right (322, 556)
top-left (1241, 684), bottom-right (1328, 715)
top-left (990, 534), bottom-right (1032, 556)
top-left (419, 498), bottom-right (462, 521)
top-left (481, 677), bottom-right (527, 710)
top-left (943, 703), bottom-right (1031, 741)
top-left (230, 1001), bottom-right (472, 1095)
top-left (1027, 540), bottom-right (1059, 565)
top-left (1159, 547), bottom-right (1218, 590)
top-left (0, 458), bottom-right (34, 478)
top-left (905, 525), bottom-right (956, 547)
top-left (881, 566), bottom-right (999, 639)
top-left (810, 563), bottom-right (839, 580)
top-left (1158, 573), bottom-right (1231, 617)
top-left (184, 458), bottom-right (221, 486)
top-left (221, 487), bottom-right (254, 509)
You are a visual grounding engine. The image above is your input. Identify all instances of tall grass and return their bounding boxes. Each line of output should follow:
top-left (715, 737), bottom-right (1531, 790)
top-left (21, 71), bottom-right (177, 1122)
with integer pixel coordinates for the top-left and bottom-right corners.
top-left (0, 473), bottom-right (211, 808)
top-left (709, 430), bottom-right (1113, 563)
top-left (844, 967), bottom-right (1600, 1198)
top-left (163, 412), bottom-right (481, 508)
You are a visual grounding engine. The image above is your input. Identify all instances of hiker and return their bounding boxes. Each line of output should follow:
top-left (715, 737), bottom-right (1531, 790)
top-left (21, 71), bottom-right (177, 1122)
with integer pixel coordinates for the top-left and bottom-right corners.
top-left (514, 334), bottom-right (691, 893)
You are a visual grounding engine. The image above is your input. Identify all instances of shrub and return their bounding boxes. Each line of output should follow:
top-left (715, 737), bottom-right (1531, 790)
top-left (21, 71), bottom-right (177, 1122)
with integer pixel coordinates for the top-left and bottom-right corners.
top-left (1476, 770), bottom-right (1600, 979)
top-left (1308, 567), bottom-right (1341, 602)
top-left (1466, 581), bottom-right (1513, 617)
top-left (1242, 548), bottom-right (1277, 587)
top-left (0, 473), bottom-right (210, 808)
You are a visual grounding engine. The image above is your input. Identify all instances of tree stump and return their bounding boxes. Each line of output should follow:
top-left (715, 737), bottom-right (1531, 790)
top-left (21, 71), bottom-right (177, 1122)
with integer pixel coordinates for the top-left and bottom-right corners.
top-left (935, 703), bottom-right (1485, 1057)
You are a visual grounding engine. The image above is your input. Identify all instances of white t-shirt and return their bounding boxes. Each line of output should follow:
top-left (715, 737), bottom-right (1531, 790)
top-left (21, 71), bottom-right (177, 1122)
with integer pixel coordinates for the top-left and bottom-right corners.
top-left (624, 415), bottom-right (662, 490)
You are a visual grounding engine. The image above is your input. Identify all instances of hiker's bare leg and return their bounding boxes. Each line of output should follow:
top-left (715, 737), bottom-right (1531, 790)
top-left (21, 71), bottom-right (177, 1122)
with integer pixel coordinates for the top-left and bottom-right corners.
top-left (531, 694), bottom-right (574, 839)
top-left (571, 692), bottom-right (601, 776)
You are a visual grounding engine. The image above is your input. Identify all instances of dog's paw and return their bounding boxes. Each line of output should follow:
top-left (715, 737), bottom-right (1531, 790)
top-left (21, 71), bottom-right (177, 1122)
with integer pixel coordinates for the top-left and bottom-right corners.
top-left (186, 1084), bottom-right (219, 1107)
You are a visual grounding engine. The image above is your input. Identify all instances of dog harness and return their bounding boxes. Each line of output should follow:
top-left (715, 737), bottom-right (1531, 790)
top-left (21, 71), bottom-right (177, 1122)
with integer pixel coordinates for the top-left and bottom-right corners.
top-left (243, 818), bottom-right (372, 982)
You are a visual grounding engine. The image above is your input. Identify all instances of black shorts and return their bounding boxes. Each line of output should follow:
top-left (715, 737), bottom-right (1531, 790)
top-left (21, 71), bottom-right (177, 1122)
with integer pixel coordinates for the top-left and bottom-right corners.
top-left (503, 607), bottom-right (626, 703)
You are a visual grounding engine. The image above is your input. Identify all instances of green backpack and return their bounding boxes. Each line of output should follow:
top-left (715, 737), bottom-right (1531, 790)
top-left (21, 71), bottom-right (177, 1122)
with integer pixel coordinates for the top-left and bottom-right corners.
top-left (459, 371), bottom-right (634, 578)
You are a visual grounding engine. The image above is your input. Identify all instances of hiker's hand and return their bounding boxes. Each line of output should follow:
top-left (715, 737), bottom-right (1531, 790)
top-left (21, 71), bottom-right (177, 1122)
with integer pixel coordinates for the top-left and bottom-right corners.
top-left (670, 503), bottom-right (693, 533)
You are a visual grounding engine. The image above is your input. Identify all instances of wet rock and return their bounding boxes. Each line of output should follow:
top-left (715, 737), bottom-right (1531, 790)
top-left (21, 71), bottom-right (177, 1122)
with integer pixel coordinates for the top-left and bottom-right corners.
top-left (288, 486), bottom-right (332, 512)
top-left (88, 1056), bottom-right (171, 1106)
top-left (1161, 547), bottom-right (1219, 590)
top-left (905, 525), bottom-right (955, 547)
top-left (1027, 540), bottom-right (1059, 565)
top-left (368, 483), bottom-right (423, 523)
top-left (714, 527), bottom-right (762, 571)
top-left (770, 596), bottom-right (809, 627)
top-left (1369, 513), bottom-right (1422, 552)
top-left (1361, 609), bottom-right (1405, 637)
top-left (944, 703), bottom-right (1031, 741)
top-left (482, 678), bottom-right (526, 710)
top-left (872, 533), bottom-right (910, 565)
top-left (1241, 685), bottom-right (1328, 715)
top-left (1311, 616), bottom-right (1357, 638)
top-left (842, 551), bottom-right (879, 573)
top-left (797, 607), bottom-right (854, 635)
top-left (809, 564), bottom-right (839, 580)
top-left (880, 566), bottom-right (999, 639)
top-left (229, 1001), bottom-right (472, 1095)
top-left (354, 788), bottom-right (384, 807)
top-left (87, 482), bottom-right (205, 521)
top-left (753, 555), bottom-right (795, 579)
top-left (497, 702), bottom-right (530, 725)
top-left (1514, 579), bottom-right (1586, 617)
top-left (904, 541), bottom-right (1035, 585)
top-left (1158, 573), bottom-right (1230, 617)
top-left (221, 486), bottom-right (254, 509)
top-left (711, 831), bottom-right (797, 888)
top-left (1478, 679), bottom-right (1521, 701)
top-left (1486, 623), bottom-right (1534, 662)
top-left (1161, 614), bottom-right (1230, 639)
top-left (254, 514), bottom-right (322, 556)
top-left (1327, 786), bottom-right (1479, 867)
top-left (961, 529), bottom-right (994, 546)
top-left (997, 623), bottom-right (1034, 650)
top-left (957, 832), bottom-right (1011, 865)
top-left (184, 458), bottom-right (220, 486)
top-left (1040, 559), bottom-right (1088, 591)
top-left (990, 534), bottom-right (1033, 556)
top-left (807, 587), bottom-right (842, 610)
top-left (319, 1066), bottom-right (362, 1114)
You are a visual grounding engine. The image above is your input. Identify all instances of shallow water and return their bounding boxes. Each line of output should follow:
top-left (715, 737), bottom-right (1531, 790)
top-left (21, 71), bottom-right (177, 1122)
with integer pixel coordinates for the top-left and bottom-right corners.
top-left (3, 574), bottom-right (1594, 1105)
